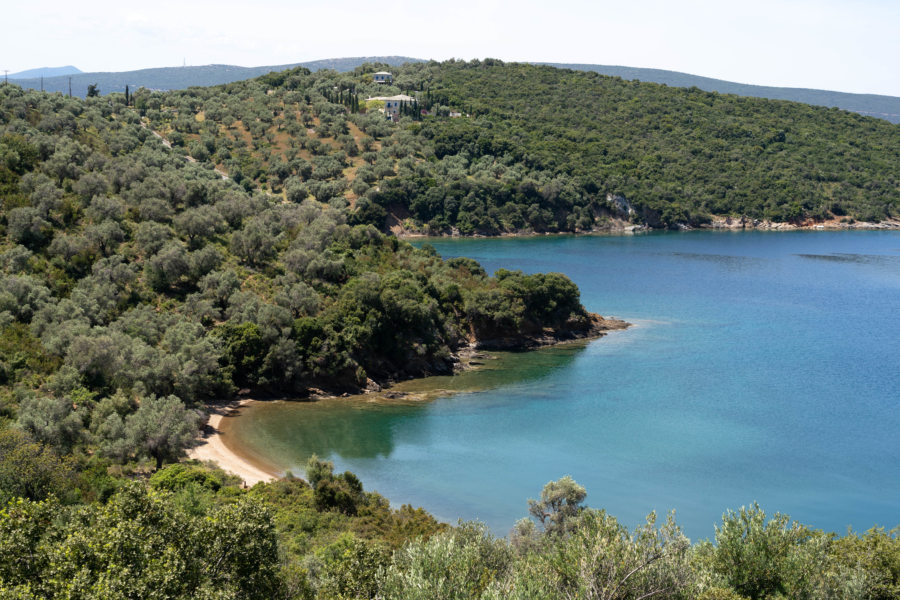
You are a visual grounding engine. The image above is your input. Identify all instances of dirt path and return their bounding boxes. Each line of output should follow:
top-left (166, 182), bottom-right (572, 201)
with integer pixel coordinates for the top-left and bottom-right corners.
top-left (142, 121), bottom-right (229, 179)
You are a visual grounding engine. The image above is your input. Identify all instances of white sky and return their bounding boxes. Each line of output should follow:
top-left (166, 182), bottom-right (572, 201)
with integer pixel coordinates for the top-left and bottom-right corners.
top-left (4, 0), bottom-right (900, 96)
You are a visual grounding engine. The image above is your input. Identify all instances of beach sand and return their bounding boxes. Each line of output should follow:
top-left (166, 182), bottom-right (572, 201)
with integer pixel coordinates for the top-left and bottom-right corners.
top-left (188, 399), bottom-right (278, 486)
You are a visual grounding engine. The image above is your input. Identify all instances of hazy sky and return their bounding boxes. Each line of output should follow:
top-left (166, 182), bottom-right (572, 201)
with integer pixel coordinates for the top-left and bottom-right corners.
top-left (5, 0), bottom-right (900, 96)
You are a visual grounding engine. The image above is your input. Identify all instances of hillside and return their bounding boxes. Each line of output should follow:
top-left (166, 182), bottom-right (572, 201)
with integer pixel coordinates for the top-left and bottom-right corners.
top-left (1, 79), bottom-right (898, 599)
top-left (11, 56), bottom-right (900, 124)
top-left (1, 79), bottom-right (609, 396)
top-left (139, 59), bottom-right (899, 233)
top-left (542, 62), bottom-right (900, 123)
top-left (8, 56), bottom-right (423, 98)
top-left (0, 78), bottom-right (616, 489)
top-left (9, 65), bottom-right (82, 79)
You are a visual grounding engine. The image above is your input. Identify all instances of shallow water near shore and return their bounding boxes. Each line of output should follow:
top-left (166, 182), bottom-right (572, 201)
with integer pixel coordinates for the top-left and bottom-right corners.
top-left (225, 230), bottom-right (900, 539)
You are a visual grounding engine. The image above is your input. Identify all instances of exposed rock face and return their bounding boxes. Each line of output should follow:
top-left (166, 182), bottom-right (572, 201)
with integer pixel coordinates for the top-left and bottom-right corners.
top-left (707, 216), bottom-right (750, 229)
top-left (704, 216), bottom-right (797, 230)
top-left (607, 193), bottom-right (635, 217)
top-left (701, 217), bottom-right (900, 230)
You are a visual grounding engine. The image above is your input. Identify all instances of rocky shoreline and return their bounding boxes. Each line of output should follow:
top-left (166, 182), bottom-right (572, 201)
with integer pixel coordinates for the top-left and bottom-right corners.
top-left (699, 215), bottom-right (900, 231)
top-left (395, 215), bottom-right (900, 239)
top-left (469, 312), bottom-right (630, 351)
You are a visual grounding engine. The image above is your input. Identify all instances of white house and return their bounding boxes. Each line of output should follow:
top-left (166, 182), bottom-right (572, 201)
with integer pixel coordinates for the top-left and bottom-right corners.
top-left (367, 94), bottom-right (415, 121)
top-left (373, 71), bottom-right (393, 84)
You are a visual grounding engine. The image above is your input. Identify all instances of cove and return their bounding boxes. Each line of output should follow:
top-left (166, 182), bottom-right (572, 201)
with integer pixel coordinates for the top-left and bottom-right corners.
top-left (224, 230), bottom-right (900, 539)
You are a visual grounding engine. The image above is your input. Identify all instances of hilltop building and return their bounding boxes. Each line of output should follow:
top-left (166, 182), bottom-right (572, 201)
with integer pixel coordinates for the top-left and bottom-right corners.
top-left (373, 71), bottom-right (392, 84)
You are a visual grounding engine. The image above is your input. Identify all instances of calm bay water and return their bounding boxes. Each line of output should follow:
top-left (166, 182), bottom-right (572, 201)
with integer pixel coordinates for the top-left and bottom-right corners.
top-left (228, 231), bottom-right (900, 539)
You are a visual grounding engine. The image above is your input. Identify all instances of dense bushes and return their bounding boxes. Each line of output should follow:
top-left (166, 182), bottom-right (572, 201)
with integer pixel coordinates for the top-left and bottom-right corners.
top-left (1, 432), bottom-right (897, 599)
top-left (0, 483), bottom-right (283, 599)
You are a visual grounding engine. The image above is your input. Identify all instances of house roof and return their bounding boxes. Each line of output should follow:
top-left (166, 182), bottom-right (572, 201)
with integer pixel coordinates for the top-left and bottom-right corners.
top-left (366, 95), bottom-right (415, 102)
top-left (373, 71), bottom-right (392, 76)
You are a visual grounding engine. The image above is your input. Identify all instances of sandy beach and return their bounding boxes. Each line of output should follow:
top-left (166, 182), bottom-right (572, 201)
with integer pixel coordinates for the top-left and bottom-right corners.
top-left (188, 399), bottom-right (278, 486)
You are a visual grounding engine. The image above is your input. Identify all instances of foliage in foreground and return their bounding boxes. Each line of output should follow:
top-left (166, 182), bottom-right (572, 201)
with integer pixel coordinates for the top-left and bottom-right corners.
top-left (0, 482), bottom-right (282, 599)
top-left (1, 456), bottom-right (896, 599)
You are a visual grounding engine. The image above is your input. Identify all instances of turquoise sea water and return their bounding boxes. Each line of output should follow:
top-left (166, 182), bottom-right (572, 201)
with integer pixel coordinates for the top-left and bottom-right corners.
top-left (229, 231), bottom-right (900, 540)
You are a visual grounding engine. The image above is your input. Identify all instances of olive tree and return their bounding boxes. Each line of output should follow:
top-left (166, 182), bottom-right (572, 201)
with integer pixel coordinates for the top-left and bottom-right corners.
top-left (494, 509), bottom-right (692, 600)
top-left (709, 503), bottom-right (810, 600)
top-left (525, 475), bottom-right (587, 535)
top-left (380, 522), bottom-right (513, 600)
top-left (123, 394), bottom-right (201, 470)
top-left (0, 427), bottom-right (73, 504)
top-left (0, 484), bottom-right (284, 598)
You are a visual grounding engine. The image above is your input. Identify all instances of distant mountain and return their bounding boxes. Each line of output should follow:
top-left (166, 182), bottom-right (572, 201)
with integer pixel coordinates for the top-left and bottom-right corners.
top-left (539, 63), bottom-right (900, 124)
top-left (9, 65), bottom-right (82, 78)
top-left (294, 56), bottom-right (425, 72)
top-left (8, 57), bottom-right (423, 98)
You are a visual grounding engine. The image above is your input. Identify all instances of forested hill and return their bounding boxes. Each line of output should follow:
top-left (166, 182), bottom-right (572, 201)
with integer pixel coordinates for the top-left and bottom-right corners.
top-left (540, 62), bottom-right (900, 124)
top-left (13, 56), bottom-right (900, 124)
top-left (139, 59), bottom-right (899, 233)
top-left (0, 80), bottom-right (617, 598)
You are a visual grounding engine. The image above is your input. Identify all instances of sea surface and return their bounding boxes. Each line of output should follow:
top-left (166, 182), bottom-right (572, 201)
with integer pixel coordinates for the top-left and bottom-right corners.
top-left (226, 231), bottom-right (900, 540)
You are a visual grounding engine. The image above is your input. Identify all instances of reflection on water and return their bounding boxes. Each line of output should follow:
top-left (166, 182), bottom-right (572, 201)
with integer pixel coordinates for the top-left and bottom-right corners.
top-left (668, 252), bottom-right (766, 271)
top-left (225, 343), bottom-right (590, 471)
top-left (796, 253), bottom-right (900, 265)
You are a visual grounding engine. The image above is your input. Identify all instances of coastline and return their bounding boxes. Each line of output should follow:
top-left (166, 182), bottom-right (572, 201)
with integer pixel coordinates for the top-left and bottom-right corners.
top-left (188, 398), bottom-right (279, 486)
top-left (188, 316), bottom-right (630, 484)
top-left (699, 215), bottom-right (900, 231)
top-left (395, 216), bottom-right (900, 239)
top-left (470, 313), bottom-right (630, 351)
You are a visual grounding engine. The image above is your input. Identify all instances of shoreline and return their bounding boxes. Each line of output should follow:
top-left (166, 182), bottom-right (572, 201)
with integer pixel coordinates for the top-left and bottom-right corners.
top-left (188, 317), bottom-right (630, 484)
top-left (188, 398), bottom-right (279, 486)
top-left (469, 313), bottom-right (630, 351)
top-left (395, 217), bottom-right (900, 239)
